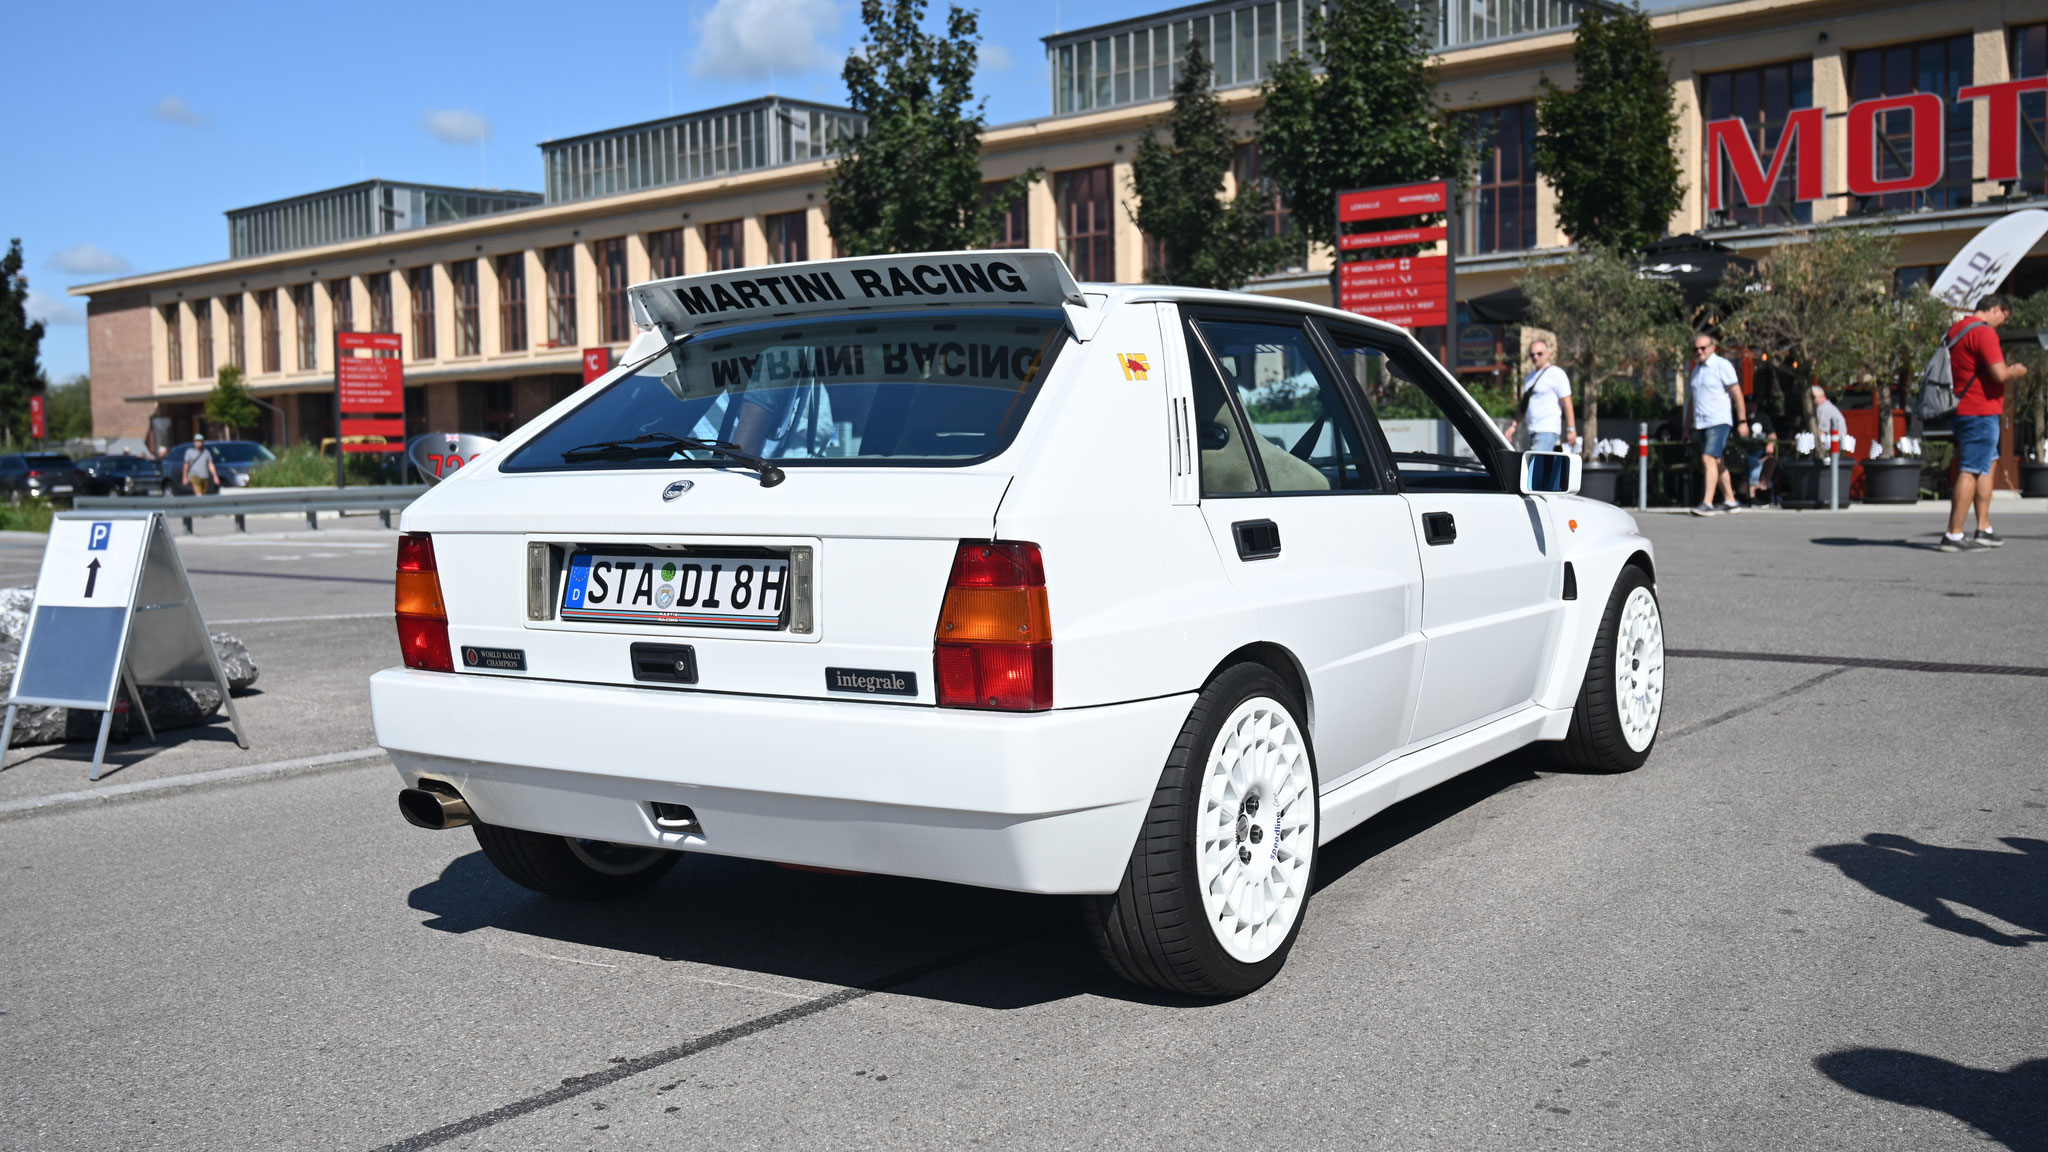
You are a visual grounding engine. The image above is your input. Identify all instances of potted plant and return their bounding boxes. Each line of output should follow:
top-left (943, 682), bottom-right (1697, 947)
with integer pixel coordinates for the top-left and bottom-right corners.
top-left (1578, 438), bottom-right (1630, 504)
top-left (1777, 429), bottom-right (1853, 508)
top-left (1860, 435), bottom-right (1923, 505)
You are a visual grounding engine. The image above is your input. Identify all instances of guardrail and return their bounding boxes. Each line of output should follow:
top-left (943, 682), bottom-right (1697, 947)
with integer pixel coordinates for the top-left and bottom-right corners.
top-left (74, 486), bottom-right (427, 533)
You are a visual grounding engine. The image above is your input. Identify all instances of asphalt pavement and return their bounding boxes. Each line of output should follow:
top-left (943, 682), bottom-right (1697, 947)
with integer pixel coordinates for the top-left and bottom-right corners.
top-left (1, 505), bottom-right (2043, 1151)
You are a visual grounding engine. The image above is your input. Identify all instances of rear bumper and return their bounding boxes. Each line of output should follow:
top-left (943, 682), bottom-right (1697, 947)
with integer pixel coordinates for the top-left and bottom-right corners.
top-left (370, 668), bottom-right (1193, 894)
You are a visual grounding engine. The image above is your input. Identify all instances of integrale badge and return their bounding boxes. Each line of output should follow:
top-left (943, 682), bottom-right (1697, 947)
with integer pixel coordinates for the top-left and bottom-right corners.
top-left (825, 667), bottom-right (918, 697)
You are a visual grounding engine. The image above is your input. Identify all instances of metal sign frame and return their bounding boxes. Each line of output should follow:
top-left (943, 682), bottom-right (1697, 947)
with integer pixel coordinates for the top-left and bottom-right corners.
top-left (0, 511), bottom-right (248, 779)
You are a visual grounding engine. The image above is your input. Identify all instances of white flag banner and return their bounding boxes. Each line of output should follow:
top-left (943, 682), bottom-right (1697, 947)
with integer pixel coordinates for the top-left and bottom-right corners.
top-left (1930, 209), bottom-right (2048, 310)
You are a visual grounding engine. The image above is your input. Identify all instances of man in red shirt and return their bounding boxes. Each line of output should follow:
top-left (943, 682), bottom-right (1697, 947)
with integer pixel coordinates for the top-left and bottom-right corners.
top-left (1941, 294), bottom-right (2027, 552)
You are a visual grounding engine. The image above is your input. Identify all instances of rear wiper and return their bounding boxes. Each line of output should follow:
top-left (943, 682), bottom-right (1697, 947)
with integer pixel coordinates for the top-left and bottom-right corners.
top-left (560, 432), bottom-right (785, 487)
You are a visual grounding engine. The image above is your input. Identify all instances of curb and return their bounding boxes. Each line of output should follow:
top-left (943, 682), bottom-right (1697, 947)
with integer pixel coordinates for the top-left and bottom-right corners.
top-left (0, 746), bottom-right (389, 821)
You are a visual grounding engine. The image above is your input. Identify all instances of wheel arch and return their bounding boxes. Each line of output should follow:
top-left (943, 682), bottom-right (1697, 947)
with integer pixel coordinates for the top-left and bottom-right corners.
top-left (1203, 642), bottom-right (1314, 735)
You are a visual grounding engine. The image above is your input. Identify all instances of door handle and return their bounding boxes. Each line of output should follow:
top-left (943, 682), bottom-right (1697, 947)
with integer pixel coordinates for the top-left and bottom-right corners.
top-left (1422, 511), bottom-right (1457, 546)
top-left (1232, 519), bottom-right (1282, 561)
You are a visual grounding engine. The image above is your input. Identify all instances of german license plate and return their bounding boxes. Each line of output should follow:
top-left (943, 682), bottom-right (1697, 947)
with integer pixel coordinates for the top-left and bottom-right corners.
top-left (561, 552), bottom-right (789, 629)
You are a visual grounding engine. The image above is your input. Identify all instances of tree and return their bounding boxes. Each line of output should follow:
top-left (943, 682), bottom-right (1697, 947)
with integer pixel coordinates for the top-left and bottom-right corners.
top-left (2008, 290), bottom-right (2048, 462)
top-left (828, 0), bottom-right (1035, 255)
top-left (204, 364), bottom-right (259, 438)
top-left (1520, 244), bottom-right (1683, 449)
top-left (1256, 0), bottom-right (1465, 254)
top-left (1130, 37), bottom-right (1295, 289)
top-left (1533, 3), bottom-right (1683, 253)
top-left (46, 373), bottom-right (94, 441)
top-left (1718, 228), bottom-right (1920, 443)
top-left (0, 239), bottom-right (46, 445)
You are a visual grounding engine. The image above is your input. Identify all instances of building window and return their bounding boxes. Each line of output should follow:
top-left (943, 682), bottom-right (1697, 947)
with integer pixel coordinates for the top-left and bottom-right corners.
top-left (2015, 23), bottom-right (2047, 197)
top-left (982, 182), bottom-right (1030, 248)
top-left (452, 260), bottom-right (481, 356)
top-left (497, 254), bottom-right (528, 352)
top-left (195, 300), bottom-right (214, 379)
top-left (1701, 60), bottom-right (1815, 227)
top-left (595, 238), bottom-right (630, 343)
top-left (1848, 36), bottom-right (1974, 215)
top-left (764, 211), bottom-right (809, 265)
top-left (223, 296), bottom-right (245, 371)
top-left (292, 284), bottom-right (317, 370)
top-left (329, 278), bottom-right (354, 332)
top-left (258, 289), bottom-right (280, 374)
top-left (704, 220), bottom-right (744, 270)
top-left (163, 305), bottom-right (183, 382)
top-left (1232, 143), bottom-right (1299, 263)
top-left (649, 229), bottom-right (685, 279)
top-left (1458, 103), bottom-right (1538, 253)
top-left (544, 246), bottom-right (578, 346)
top-left (1056, 166), bottom-right (1115, 282)
top-left (408, 267), bottom-right (437, 360)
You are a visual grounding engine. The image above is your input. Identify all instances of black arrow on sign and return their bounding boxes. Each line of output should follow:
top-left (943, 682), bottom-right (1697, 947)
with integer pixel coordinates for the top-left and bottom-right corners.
top-left (84, 558), bottom-right (100, 598)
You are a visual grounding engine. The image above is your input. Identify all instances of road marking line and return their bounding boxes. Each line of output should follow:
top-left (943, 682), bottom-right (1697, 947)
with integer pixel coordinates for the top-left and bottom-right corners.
top-left (1663, 667), bottom-right (1849, 742)
top-left (0, 746), bottom-right (388, 820)
top-left (1669, 648), bottom-right (2048, 678)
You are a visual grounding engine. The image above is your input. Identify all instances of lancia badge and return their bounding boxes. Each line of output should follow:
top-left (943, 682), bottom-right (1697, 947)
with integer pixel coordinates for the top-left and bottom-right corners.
top-left (662, 480), bottom-right (695, 502)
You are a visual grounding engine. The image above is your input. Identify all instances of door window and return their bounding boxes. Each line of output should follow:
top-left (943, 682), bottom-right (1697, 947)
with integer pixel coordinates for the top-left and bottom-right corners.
top-left (1322, 327), bottom-right (1503, 493)
top-left (1188, 316), bottom-right (1380, 495)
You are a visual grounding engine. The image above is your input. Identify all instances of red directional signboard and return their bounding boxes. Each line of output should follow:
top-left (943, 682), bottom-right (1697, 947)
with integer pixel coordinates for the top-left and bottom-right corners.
top-left (1334, 181), bottom-right (1452, 330)
top-left (335, 331), bottom-right (406, 470)
top-left (337, 356), bottom-right (404, 411)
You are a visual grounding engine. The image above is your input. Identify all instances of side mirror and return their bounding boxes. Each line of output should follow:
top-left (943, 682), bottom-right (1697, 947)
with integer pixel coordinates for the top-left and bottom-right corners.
top-left (1520, 450), bottom-right (1582, 495)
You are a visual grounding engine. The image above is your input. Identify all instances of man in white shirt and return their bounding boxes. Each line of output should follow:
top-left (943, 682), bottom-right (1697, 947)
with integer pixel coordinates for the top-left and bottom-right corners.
top-left (1688, 334), bottom-right (1746, 516)
top-left (1505, 339), bottom-right (1575, 452)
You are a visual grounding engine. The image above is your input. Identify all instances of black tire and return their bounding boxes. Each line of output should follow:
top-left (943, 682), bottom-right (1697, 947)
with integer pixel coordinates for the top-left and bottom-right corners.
top-left (471, 821), bottom-right (680, 900)
top-left (1086, 663), bottom-right (1319, 998)
top-left (1553, 564), bottom-right (1662, 773)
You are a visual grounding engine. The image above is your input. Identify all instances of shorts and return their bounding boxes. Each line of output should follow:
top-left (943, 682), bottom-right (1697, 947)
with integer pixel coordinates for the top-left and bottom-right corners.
top-left (1952, 413), bottom-right (2000, 475)
top-left (189, 476), bottom-right (214, 496)
top-left (1530, 431), bottom-right (1560, 453)
top-left (1697, 423), bottom-right (1731, 459)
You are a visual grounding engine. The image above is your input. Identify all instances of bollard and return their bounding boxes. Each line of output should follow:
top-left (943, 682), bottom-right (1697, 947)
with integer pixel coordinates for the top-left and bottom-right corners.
top-left (306, 510), bottom-right (319, 531)
top-left (1828, 429), bottom-right (1841, 510)
top-left (1637, 423), bottom-right (1649, 511)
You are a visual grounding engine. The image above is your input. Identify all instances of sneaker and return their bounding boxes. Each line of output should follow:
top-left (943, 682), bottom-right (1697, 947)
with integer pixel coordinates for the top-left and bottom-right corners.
top-left (1718, 501), bottom-right (1744, 514)
top-left (1938, 534), bottom-right (1988, 553)
top-left (1690, 503), bottom-right (1723, 517)
top-left (1975, 528), bottom-right (2004, 548)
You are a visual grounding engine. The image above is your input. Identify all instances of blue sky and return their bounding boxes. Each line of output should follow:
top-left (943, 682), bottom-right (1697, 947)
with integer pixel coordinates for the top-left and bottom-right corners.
top-left (7, 0), bottom-right (1189, 381)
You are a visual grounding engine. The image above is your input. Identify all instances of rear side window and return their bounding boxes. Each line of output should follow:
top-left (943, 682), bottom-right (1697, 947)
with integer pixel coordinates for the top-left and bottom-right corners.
top-left (504, 310), bottom-right (1068, 472)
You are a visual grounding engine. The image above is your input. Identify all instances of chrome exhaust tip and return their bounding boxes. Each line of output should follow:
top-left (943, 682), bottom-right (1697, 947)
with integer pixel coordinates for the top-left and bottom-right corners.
top-left (398, 785), bottom-right (473, 830)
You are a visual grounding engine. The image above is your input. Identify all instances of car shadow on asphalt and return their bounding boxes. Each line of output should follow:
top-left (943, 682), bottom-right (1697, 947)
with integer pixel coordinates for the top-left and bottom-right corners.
top-left (1813, 1048), bottom-right (2048, 1151)
top-left (404, 748), bottom-right (1552, 1009)
top-left (1810, 834), bottom-right (2048, 947)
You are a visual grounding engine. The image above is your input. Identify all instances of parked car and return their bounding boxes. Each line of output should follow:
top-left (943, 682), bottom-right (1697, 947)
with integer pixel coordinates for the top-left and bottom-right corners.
top-left (372, 250), bottom-right (1665, 997)
top-left (0, 452), bottom-right (84, 505)
top-left (169, 440), bottom-right (276, 493)
top-left (76, 453), bottom-right (166, 496)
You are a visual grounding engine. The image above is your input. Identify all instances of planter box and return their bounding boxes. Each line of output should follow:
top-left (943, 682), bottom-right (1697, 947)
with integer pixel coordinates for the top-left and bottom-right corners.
top-left (1777, 459), bottom-right (1848, 508)
top-left (1580, 461), bottom-right (1626, 506)
top-left (2022, 461), bottom-right (2048, 499)
top-left (1861, 457), bottom-right (1921, 504)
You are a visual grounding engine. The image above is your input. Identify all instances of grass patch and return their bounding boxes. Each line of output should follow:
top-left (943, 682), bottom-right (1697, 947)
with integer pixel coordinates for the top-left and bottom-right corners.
top-left (0, 498), bottom-right (57, 533)
top-left (250, 443), bottom-right (403, 487)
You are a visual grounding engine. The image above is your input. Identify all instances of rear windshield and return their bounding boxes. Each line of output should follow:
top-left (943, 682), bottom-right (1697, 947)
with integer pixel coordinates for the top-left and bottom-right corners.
top-left (503, 310), bottom-right (1067, 472)
top-left (206, 442), bottom-right (275, 464)
top-left (24, 454), bottom-right (73, 467)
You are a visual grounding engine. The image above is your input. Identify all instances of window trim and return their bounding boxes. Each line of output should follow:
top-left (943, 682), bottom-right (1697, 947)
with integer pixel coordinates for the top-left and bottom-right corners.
top-left (1313, 316), bottom-right (1514, 494)
top-left (1180, 304), bottom-right (1394, 499)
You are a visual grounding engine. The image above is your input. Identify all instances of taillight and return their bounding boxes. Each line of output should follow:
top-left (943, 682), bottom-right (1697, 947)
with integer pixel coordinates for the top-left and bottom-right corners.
top-left (934, 541), bottom-right (1051, 710)
top-left (395, 532), bottom-right (453, 672)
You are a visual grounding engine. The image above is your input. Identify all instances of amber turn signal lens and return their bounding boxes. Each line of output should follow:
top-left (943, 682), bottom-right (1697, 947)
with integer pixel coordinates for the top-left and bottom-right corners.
top-left (936, 586), bottom-right (1050, 644)
top-left (395, 570), bottom-right (445, 617)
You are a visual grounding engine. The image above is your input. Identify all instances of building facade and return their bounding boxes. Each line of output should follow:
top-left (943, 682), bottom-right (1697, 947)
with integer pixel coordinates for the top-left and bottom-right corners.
top-left (73, 0), bottom-right (2048, 448)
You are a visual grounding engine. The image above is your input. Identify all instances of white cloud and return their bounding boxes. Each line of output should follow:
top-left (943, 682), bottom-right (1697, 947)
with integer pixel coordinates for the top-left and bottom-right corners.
top-left (152, 96), bottom-right (206, 126)
top-left (691, 0), bottom-right (844, 82)
top-left (46, 242), bottom-right (131, 276)
top-left (982, 43), bottom-right (1015, 72)
top-left (422, 109), bottom-right (492, 145)
top-left (25, 290), bottom-right (85, 327)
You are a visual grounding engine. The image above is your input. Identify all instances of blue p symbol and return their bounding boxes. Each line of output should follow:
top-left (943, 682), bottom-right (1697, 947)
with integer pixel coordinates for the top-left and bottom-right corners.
top-left (88, 522), bottom-right (111, 551)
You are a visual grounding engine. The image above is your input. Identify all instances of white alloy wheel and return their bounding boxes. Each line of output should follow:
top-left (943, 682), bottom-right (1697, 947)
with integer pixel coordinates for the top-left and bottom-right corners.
top-left (1613, 585), bottom-right (1665, 752)
top-left (1196, 696), bottom-right (1318, 964)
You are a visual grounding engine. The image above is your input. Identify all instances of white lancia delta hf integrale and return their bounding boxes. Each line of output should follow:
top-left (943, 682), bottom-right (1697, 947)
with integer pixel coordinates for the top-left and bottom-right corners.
top-left (372, 250), bottom-right (1664, 997)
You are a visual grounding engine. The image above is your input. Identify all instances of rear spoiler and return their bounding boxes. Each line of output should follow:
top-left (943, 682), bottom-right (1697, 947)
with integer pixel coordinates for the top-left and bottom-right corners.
top-left (628, 250), bottom-right (1088, 338)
